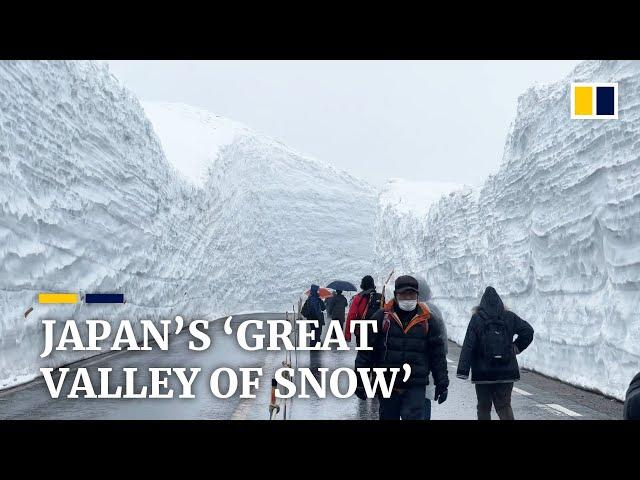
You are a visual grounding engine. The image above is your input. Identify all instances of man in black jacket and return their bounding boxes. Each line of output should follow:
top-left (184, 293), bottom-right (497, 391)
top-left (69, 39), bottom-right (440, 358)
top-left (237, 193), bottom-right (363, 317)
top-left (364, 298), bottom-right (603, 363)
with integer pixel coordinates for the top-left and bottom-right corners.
top-left (456, 286), bottom-right (534, 420)
top-left (354, 275), bottom-right (449, 420)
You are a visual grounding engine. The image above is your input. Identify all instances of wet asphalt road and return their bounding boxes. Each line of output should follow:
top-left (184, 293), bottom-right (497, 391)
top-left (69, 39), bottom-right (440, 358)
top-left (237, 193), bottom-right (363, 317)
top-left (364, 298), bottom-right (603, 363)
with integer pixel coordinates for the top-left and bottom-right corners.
top-left (0, 314), bottom-right (623, 420)
top-left (251, 328), bottom-right (623, 420)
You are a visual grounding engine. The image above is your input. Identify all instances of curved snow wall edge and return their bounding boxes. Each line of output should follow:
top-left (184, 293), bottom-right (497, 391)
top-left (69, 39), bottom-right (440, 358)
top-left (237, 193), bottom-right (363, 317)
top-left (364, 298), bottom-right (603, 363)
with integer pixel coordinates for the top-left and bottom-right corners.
top-left (0, 61), bottom-right (376, 390)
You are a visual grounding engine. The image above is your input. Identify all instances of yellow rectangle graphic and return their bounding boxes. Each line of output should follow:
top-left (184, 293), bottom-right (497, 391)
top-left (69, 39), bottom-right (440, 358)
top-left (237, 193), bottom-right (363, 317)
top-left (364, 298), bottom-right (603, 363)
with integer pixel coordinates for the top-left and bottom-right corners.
top-left (574, 86), bottom-right (593, 115)
top-left (38, 293), bottom-right (78, 304)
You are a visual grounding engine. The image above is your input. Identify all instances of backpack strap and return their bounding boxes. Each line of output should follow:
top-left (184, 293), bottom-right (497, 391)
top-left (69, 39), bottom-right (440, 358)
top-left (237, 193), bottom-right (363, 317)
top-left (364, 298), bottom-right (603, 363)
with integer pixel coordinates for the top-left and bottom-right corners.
top-left (362, 293), bottom-right (372, 319)
top-left (360, 290), bottom-right (379, 319)
top-left (382, 310), bottom-right (392, 333)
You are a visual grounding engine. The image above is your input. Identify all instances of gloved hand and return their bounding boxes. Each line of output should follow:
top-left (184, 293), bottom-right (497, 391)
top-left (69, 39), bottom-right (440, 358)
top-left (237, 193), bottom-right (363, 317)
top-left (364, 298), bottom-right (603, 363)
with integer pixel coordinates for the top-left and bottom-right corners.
top-left (434, 384), bottom-right (448, 404)
top-left (355, 387), bottom-right (367, 401)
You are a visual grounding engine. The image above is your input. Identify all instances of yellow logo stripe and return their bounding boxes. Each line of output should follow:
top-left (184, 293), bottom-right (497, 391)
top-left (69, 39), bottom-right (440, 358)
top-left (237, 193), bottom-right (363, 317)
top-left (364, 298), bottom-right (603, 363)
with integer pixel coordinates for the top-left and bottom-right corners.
top-left (38, 293), bottom-right (78, 304)
top-left (574, 86), bottom-right (593, 115)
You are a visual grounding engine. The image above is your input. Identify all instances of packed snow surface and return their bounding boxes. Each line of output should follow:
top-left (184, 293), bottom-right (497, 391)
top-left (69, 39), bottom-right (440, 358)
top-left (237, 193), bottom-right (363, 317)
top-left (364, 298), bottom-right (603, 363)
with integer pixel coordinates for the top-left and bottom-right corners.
top-left (375, 60), bottom-right (640, 400)
top-left (141, 102), bottom-right (250, 187)
top-left (0, 61), bottom-right (375, 389)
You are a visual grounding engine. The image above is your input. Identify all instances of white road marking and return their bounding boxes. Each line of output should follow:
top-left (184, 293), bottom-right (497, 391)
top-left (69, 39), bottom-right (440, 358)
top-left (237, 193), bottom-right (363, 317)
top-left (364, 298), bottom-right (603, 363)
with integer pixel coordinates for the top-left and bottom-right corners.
top-left (535, 404), bottom-right (565, 416)
top-left (546, 404), bottom-right (582, 417)
top-left (535, 403), bottom-right (582, 417)
top-left (513, 387), bottom-right (532, 396)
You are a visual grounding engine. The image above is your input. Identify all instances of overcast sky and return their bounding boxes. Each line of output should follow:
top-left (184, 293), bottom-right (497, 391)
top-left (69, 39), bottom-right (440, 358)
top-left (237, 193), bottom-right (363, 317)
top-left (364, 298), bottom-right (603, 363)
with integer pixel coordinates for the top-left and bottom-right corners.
top-left (107, 60), bottom-right (579, 187)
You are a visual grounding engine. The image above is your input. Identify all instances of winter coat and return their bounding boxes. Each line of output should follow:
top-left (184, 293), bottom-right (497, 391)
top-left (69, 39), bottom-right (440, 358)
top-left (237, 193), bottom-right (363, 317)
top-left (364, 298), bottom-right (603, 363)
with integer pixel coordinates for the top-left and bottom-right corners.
top-left (344, 288), bottom-right (380, 341)
top-left (624, 372), bottom-right (640, 420)
top-left (456, 287), bottom-right (534, 384)
top-left (325, 295), bottom-right (335, 318)
top-left (329, 293), bottom-right (348, 321)
top-left (414, 276), bottom-right (449, 398)
top-left (355, 299), bottom-right (449, 390)
top-left (303, 284), bottom-right (326, 325)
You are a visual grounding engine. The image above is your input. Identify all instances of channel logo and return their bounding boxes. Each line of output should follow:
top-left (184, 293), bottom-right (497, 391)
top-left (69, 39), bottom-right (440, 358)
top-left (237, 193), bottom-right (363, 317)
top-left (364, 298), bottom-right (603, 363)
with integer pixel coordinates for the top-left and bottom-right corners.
top-left (571, 83), bottom-right (618, 119)
top-left (38, 293), bottom-right (125, 304)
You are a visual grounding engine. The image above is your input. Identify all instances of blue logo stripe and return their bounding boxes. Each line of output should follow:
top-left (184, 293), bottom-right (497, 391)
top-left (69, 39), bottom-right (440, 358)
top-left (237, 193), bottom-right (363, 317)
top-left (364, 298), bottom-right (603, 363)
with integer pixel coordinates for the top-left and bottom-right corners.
top-left (85, 293), bottom-right (124, 304)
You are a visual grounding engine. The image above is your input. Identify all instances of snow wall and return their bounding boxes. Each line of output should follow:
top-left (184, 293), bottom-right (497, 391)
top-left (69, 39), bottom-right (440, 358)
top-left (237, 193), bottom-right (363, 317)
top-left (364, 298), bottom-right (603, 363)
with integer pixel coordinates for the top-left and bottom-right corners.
top-left (0, 61), bottom-right (376, 389)
top-left (375, 60), bottom-right (640, 400)
top-left (2, 59), bottom-right (638, 400)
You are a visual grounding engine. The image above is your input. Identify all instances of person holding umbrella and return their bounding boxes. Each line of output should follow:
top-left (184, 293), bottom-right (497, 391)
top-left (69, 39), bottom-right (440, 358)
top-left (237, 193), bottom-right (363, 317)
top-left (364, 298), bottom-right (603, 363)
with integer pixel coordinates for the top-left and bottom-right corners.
top-left (328, 290), bottom-right (348, 334)
top-left (325, 280), bottom-right (356, 338)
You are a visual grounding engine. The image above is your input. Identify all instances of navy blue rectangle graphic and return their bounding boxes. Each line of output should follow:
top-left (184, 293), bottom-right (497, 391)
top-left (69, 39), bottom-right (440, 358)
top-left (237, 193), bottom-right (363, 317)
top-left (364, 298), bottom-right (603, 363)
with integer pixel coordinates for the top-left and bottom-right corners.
top-left (596, 86), bottom-right (615, 115)
top-left (85, 293), bottom-right (124, 304)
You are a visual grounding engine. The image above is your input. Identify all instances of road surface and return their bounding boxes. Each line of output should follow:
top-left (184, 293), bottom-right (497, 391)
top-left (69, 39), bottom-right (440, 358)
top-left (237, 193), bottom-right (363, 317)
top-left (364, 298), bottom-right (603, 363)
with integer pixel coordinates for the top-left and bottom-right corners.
top-left (0, 314), bottom-right (623, 419)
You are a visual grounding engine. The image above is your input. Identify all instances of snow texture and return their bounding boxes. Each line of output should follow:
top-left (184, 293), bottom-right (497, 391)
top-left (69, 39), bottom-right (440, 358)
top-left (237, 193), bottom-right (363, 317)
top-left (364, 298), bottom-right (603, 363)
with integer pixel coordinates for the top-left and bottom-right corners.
top-left (2, 59), bottom-right (638, 401)
top-left (375, 60), bottom-right (640, 400)
top-left (0, 61), bottom-right (376, 390)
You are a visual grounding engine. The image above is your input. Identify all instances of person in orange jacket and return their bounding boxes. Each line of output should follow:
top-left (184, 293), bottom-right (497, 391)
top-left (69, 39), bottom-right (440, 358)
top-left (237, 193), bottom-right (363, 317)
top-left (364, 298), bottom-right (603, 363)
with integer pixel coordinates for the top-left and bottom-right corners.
top-left (345, 275), bottom-right (382, 346)
top-left (353, 275), bottom-right (449, 420)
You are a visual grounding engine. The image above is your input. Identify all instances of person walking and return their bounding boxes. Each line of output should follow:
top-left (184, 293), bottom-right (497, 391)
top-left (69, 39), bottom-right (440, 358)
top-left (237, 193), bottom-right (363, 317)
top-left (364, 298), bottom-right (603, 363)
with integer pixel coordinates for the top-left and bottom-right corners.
top-left (354, 275), bottom-right (449, 420)
top-left (325, 292), bottom-right (335, 327)
top-left (328, 289), bottom-right (348, 339)
top-left (415, 275), bottom-right (447, 420)
top-left (345, 275), bottom-right (382, 347)
top-left (456, 286), bottom-right (534, 420)
top-left (301, 284), bottom-right (326, 346)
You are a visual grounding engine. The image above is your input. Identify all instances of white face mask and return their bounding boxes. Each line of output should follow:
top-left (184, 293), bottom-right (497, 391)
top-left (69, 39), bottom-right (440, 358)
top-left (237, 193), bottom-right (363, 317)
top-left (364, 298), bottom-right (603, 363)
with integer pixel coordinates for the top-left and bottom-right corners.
top-left (398, 299), bottom-right (417, 311)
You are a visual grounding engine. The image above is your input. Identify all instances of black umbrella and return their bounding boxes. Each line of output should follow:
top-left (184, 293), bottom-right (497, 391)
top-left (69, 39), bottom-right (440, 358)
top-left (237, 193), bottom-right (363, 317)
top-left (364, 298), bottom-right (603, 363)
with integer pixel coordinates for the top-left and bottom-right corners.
top-left (326, 280), bottom-right (357, 292)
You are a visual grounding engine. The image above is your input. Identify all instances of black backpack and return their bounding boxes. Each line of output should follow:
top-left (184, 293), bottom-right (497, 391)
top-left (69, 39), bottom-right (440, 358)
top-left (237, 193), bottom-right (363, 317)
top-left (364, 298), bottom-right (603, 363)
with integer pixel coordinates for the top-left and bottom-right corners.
top-left (480, 316), bottom-right (513, 363)
top-left (363, 292), bottom-right (382, 319)
top-left (301, 299), bottom-right (311, 318)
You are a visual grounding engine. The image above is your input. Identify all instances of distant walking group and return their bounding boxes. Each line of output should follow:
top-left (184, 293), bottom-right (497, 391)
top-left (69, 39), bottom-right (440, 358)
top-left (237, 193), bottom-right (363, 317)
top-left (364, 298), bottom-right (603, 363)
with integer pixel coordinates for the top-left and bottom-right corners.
top-left (301, 274), bottom-right (536, 420)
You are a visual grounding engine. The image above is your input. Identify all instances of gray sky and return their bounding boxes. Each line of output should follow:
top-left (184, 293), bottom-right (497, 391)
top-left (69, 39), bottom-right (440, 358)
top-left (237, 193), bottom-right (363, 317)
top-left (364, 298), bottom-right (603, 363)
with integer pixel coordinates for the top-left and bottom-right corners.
top-left (107, 60), bottom-right (579, 187)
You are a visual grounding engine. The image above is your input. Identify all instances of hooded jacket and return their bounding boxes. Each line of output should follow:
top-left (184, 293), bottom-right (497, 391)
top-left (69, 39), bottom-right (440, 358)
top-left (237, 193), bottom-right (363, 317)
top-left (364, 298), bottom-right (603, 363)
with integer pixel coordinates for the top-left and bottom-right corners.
top-left (303, 284), bottom-right (326, 324)
top-left (456, 287), bottom-right (534, 384)
top-left (414, 275), bottom-right (448, 356)
top-left (355, 298), bottom-right (449, 390)
top-left (624, 372), bottom-right (640, 420)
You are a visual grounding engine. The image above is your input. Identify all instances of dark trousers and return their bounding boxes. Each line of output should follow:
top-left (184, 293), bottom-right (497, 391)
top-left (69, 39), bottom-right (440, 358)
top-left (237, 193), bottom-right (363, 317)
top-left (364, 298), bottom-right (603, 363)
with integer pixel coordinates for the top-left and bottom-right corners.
top-left (310, 322), bottom-right (323, 346)
top-left (378, 385), bottom-right (427, 420)
top-left (424, 398), bottom-right (432, 420)
top-left (475, 383), bottom-right (515, 420)
top-left (327, 318), bottom-right (344, 341)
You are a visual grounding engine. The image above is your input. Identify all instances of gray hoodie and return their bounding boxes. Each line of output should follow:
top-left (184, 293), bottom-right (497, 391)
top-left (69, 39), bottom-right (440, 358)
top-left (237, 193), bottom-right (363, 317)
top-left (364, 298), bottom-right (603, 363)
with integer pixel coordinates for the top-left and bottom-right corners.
top-left (415, 275), bottom-right (448, 399)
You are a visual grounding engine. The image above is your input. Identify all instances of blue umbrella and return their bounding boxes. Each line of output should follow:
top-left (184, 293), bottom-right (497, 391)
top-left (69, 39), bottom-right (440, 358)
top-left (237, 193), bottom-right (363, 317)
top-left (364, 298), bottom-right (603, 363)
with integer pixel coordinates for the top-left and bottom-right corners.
top-left (326, 280), bottom-right (357, 292)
